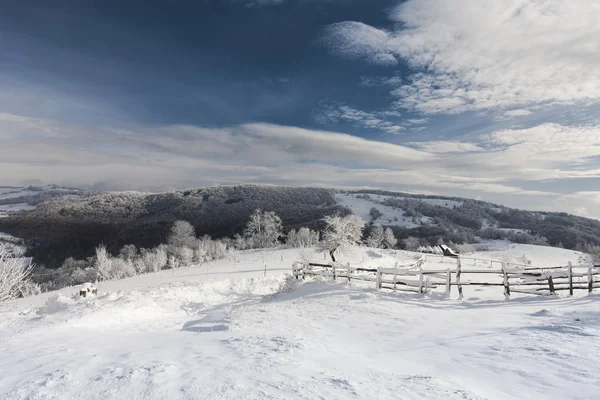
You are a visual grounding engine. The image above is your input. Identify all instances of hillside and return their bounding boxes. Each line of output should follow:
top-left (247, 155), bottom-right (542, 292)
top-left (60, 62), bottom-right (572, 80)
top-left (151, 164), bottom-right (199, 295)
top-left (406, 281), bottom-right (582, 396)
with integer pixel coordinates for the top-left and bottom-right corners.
top-left (1, 185), bottom-right (600, 269)
top-left (341, 190), bottom-right (600, 252)
top-left (1, 245), bottom-right (598, 400)
top-left (0, 186), bottom-right (345, 268)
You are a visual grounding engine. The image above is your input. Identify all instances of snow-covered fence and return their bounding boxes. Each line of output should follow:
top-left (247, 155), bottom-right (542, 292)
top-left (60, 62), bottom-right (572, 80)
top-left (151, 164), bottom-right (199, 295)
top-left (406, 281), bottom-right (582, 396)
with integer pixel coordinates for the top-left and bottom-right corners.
top-left (293, 259), bottom-right (600, 298)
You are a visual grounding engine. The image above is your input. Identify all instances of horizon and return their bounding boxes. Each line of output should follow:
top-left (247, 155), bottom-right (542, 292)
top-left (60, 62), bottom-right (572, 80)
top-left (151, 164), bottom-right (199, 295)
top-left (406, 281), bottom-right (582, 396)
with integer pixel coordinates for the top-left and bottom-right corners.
top-left (2, 0), bottom-right (600, 219)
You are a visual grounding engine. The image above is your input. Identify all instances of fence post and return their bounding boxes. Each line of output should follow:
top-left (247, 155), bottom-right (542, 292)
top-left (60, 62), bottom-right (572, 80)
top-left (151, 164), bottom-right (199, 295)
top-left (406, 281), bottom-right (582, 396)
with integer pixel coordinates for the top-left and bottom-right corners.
top-left (456, 258), bottom-right (463, 300)
top-left (568, 262), bottom-right (573, 296)
top-left (393, 272), bottom-right (397, 292)
top-left (548, 275), bottom-right (555, 295)
top-left (588, 267), bottom-right (593, 293)
top-left (375, 269), bottom-right (382, 291)
top-left (332, 264), bottom-right (336, 281)
top-left (446, 268), bottom-right (451, 296)
top-left (347, 263), bottom-right (352, 283)
top-left (502, 263), bottom-right (510, 300)
top-left (418, 270), bottom-right (424, 294)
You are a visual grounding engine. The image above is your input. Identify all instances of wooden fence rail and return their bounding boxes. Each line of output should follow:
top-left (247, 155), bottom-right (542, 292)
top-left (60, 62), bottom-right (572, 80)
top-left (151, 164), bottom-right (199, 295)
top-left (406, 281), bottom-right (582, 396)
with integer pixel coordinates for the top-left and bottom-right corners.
top-left (292, 259), bottom-right (600, 299)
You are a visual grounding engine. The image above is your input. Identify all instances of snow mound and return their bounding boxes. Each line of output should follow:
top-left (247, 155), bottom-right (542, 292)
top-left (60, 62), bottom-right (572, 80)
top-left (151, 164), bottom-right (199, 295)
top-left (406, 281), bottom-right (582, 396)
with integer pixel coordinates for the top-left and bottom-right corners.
top-left (37, 294), bottom-right (75, 315)
top-left (530, 309), bottom-right (556, 317)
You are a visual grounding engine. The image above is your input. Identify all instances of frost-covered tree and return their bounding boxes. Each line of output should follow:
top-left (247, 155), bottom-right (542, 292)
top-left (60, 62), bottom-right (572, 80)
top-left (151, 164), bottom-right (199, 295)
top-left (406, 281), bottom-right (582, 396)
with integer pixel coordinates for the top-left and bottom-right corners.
top-left (94, 244), bottom-right (112, 281)
top-left (244, 209), bottom-right (283, 248)
top-left (168, 220), bottom-right (197, 249)
top-left (366, 226), bottom-right (385, 248)
top-left (0, 244), bottom-right (34, 302)
top-left (287, 227), bottom-right (320, 248)
top-left (382, 227), bottom-right (397, 249)
top-left (403, 236), bottom-right (421, 251)
top-left (320, 214), bottom-right (365, 262)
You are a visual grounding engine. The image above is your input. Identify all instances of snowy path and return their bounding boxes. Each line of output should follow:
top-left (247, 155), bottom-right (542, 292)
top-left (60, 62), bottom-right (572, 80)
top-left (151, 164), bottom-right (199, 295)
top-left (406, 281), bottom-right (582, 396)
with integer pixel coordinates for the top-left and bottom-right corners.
top-left (1, 246), bottom-right (599, 399)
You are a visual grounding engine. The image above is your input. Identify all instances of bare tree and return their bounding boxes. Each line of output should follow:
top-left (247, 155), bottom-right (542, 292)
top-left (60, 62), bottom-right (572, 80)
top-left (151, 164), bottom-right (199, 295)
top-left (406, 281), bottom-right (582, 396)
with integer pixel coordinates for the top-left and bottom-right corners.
top-left (0, 244), bottom-right (34, 303)
top-left (320, 214), bottom-right (365, 262)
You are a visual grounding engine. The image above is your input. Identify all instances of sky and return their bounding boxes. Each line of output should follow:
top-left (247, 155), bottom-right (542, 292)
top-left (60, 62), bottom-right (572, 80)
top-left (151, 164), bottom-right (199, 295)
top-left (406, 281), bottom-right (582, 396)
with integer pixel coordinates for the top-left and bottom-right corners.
top-left (1, 0), bottom-right (600, 219)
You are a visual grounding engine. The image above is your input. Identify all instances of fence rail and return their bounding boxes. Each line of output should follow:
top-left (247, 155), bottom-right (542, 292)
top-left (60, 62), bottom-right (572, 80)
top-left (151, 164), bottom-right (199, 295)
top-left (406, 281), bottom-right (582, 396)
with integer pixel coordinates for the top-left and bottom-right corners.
top-left (292, 258), bottom-right (600, 299)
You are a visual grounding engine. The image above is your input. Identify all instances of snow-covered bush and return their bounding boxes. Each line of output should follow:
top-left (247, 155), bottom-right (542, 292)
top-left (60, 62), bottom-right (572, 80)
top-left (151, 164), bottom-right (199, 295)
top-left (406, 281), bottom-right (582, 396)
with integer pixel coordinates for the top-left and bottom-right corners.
top-left (110, 258), bottom-right (136, 279)
top-left (286, 227), bottom-right (320, 248)
top-left (14, 279), bottom-right (42, 298)
top-left (0, 244), bottom-right (35, 302)
top-left (244, 209), bottom-right (283, 248)
top-left (320, 214), bottom-right (364, 262)
top-left (94, 244), bottom-right (136, 280)
top-left (196, 236), bottom-right (229, 261)
top-left (140, 245), bottom-right (168, 273)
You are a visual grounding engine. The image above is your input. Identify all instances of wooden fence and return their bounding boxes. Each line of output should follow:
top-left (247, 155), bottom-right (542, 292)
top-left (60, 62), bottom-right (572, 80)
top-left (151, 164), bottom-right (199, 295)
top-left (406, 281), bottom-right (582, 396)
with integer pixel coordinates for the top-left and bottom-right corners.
top-left (292, 258), bottom-right (600, 299)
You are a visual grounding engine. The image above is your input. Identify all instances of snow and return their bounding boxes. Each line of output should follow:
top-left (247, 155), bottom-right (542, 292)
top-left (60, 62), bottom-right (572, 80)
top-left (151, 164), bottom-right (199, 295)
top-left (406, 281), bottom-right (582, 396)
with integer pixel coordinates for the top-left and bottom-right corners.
top-left (1, 245), bottom-right (599, 399)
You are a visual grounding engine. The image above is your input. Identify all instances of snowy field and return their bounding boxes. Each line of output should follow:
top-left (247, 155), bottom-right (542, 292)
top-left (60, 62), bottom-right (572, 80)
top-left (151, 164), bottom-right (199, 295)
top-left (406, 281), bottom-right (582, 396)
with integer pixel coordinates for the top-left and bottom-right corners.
top-left (1, 245), bottom-right (599, 399)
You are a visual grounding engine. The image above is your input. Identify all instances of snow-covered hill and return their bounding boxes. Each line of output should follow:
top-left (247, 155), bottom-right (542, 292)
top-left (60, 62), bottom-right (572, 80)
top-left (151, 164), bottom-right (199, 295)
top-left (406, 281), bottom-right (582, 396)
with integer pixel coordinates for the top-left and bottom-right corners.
top-left (1, 245), bottom-right (599, 399)
top-left (0, 185), bottom-right (87, 218)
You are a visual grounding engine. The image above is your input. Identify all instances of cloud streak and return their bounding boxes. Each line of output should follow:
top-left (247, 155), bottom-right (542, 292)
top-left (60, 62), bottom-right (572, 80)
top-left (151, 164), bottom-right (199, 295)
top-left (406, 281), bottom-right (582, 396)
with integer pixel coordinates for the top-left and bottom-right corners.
top-left (323, 0), bottom-right (600, 115)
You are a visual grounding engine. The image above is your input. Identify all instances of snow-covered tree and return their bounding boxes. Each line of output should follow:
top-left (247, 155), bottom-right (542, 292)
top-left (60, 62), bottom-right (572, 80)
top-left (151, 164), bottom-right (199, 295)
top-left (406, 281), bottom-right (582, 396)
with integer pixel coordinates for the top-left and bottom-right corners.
top-left (287, 227), bottom-right (320, 248)
top-left (403, 236), bottom-right (421, 251)
top-left (367, 226), bottom-right (397, 249)
top-left (168, 220), bottom-right (197, 249)
top-left (94, 244), bottom-right (112, 281)
top-left (244, 209), bottom-right (283, 248)
top-left (320, 214), bottom-right (365, 262)
top-left (366, 225), bottom-right (385, 248)
top-left (0, 244), bottom-right (34, 302)
top-left (382, 227), bottom-right (397, 249)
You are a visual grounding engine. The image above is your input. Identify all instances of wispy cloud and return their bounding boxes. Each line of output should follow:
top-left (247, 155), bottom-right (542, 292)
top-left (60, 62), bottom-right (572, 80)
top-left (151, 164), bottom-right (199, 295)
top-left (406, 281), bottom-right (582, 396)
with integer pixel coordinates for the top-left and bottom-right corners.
top-left (315, 102), bottom-right (405, 134)
top-left (323, 0), bottom-right (600, 115)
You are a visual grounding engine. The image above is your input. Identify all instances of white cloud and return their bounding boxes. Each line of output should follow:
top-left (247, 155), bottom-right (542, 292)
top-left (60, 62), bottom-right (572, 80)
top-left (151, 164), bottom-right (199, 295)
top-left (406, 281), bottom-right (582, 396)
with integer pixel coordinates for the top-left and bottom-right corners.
top-left (500, 109), bottom-right (533, 119)
top-left (324, 0), bottom-right (600, 114)
top-left (315, 103), bottom-right (405, 134)
top-left (2, 113), bottom-right (600, 217)
top-left (410, 141), bottom-right (482, 154)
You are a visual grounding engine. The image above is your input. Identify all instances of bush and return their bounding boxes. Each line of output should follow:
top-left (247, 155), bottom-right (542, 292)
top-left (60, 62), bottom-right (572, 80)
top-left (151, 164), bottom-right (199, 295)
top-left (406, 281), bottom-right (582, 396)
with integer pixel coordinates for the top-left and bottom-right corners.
top-left (286, 227), bottom-right (320, 248)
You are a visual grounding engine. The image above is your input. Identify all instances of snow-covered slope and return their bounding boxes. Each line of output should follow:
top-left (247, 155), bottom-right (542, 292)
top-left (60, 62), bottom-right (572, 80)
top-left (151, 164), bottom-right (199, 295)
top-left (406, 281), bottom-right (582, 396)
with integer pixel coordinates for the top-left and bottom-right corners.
top-left (1, 245), bottom-right (598, 399)
top-left (335, 193), bottom-right (426, 227)
top-left (0, 185), bottom-right (87, 218)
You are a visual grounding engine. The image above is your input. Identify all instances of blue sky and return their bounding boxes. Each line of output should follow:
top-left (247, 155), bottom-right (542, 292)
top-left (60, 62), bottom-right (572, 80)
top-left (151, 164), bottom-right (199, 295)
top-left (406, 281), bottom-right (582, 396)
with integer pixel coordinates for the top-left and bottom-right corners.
top-left (2, 0), bottom-right (600, 218)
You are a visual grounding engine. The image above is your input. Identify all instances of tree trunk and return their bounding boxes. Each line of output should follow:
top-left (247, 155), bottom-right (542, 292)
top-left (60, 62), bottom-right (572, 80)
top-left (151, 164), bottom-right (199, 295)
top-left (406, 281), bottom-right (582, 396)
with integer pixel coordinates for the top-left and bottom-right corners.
top-left (329, 249), bottom-right (336, 263)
